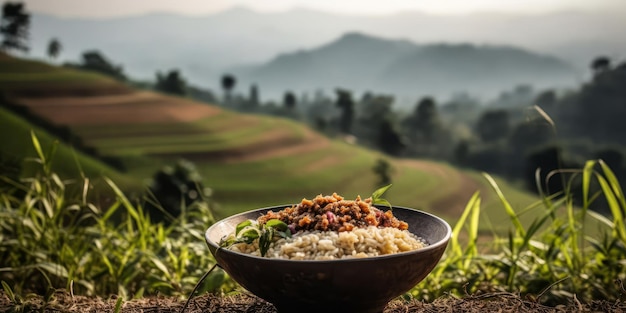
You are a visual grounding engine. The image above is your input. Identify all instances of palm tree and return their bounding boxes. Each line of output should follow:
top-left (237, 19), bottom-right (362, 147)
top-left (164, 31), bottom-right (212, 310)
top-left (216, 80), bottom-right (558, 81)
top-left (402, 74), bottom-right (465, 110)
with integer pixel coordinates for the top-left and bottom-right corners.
top-left (47, 38), bottom-right (61, 60)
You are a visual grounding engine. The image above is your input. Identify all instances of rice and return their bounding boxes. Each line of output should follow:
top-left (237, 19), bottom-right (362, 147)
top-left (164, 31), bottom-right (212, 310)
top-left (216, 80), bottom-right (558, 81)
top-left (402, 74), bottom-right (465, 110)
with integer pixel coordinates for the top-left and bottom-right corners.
top-left (229, 225), bottom-right (427, 260)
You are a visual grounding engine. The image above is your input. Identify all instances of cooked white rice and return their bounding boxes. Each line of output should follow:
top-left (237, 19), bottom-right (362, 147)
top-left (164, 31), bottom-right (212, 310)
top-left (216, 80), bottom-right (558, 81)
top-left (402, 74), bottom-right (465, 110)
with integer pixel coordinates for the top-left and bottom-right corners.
top-left (229, 226), bottom-right (427, 260)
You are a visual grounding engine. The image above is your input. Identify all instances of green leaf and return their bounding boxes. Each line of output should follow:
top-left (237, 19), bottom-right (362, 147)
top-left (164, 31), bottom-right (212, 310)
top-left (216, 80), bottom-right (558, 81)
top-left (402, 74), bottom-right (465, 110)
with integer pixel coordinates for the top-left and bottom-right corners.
top-left (113, 296), bottom-right (124, 313)
top-left (235, 220), bottom-right (252, 236)
top-left (265, 219), bottom-right (288, 231)
top-left (371, 184), bottom-right (392, 201)
top-left (371, 184), bottom-right (393, 209)
top-left (1, 281), bottom-right (16, 303)
top-left (30, 130), bottom-right (45, 164)
top-left (277, 229), bottom-right (291, 239)
top-left (150, 258), bottom-right (171, 280)
top-left (239, 227), bottom-right (260, 243)
top-left (259, 227), bottom-right (274, 257)
top-left (372, 198), bottom-right (392, 208)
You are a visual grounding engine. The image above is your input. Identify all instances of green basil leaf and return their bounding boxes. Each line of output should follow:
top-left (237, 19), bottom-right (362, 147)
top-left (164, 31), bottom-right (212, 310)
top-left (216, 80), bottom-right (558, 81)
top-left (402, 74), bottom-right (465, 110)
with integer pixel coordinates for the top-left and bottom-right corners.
top-left (239, 227), bottom-right (260, 244)
top-left (276, 230), bottom-right (291, 239)
top-left (265, 219), bottom-right (288, 231)
top-left (371, 184), bottom-right (392, 201)
top-left (259, 227), bottom-right (274, 257)
top-left (371, 184), bottom-right (393, 210)
top-left (235, 220), bottom-right (253, 236)
top-left (219, 235), bottom-right (236, 247)
top-left (372, 198), bottom-right (392, 209)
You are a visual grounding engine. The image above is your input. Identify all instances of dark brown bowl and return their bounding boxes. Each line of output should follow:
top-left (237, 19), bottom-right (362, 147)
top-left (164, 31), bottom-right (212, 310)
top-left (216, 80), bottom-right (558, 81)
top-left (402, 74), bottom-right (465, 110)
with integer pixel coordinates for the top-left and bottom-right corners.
top-left (205, 205), bottom-right (451, 313)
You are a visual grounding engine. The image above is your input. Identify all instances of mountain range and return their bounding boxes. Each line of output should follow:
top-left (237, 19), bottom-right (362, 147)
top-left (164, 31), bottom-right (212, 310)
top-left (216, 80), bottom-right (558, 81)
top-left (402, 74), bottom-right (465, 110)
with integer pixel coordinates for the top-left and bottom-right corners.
top-left (234, 32), bottom-right (579, 103)
top-left (27, 8), bottom-right (624, 102)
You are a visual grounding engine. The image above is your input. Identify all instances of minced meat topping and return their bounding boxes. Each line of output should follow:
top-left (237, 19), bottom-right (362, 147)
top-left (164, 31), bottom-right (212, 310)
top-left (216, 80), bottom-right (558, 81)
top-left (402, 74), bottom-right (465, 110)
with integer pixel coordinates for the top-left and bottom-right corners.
top-left (257, 193), bottom-right (409, 233)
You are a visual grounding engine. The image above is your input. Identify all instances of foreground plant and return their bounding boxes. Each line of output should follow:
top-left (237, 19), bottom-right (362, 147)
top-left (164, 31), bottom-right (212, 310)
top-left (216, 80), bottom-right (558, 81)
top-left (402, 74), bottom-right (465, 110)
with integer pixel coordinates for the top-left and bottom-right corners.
top-left (415, 160), bottom-right (626, 304)
top-left (0, 132), bottom-right (225, 298)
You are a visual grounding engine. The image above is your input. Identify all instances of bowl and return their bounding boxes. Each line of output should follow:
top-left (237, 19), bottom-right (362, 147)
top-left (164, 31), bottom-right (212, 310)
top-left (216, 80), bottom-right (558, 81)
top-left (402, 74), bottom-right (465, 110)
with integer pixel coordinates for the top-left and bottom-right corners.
top-left (205, 205), bottom-right (451, 313)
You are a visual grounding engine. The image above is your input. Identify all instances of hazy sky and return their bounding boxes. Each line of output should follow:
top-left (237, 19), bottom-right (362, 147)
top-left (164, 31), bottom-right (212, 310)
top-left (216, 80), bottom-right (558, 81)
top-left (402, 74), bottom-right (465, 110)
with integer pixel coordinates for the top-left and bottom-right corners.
top-left (22, 0), bottom-right (626, 18)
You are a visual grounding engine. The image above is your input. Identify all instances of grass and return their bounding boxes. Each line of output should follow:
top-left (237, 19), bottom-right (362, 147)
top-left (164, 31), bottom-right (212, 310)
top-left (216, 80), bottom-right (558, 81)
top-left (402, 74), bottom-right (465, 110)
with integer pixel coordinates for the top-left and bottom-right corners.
top-left (89, 118), bottom-right (282, 156)
top-left (196, 142), bottom-right (454, 215)
top-left (0, 54), bottom-right (115, 87)
top-left (0, 134), bottom-right (227, 300)
top-left (1, 138), bottom-right (625, 307)
top-left (413, 161), bottom-right (626, 304)
top-left (0, 107), bottom-right (133, 188)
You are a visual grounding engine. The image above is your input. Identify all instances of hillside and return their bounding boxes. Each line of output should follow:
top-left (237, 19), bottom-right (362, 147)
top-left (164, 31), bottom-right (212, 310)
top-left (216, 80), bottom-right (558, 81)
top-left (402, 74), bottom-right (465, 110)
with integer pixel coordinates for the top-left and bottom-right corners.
top-left (239, 32), bottom-right (579, 101)
top-left (0, 54), bottom-right (539, 229)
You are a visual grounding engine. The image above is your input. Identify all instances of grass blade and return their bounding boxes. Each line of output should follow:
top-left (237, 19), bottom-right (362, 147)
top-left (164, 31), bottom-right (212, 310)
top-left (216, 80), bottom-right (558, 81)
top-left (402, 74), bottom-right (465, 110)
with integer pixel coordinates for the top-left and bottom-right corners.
top-left (1, 281), bottom-right (16, 303)
top-left (582, 160), bottom-right (595, 210)
top-left (595, 174), bottom-right (626, 242)
top-left (30, 130), bottom-right (45, 165)
top-left (483, 173), bottom-right (525, 237)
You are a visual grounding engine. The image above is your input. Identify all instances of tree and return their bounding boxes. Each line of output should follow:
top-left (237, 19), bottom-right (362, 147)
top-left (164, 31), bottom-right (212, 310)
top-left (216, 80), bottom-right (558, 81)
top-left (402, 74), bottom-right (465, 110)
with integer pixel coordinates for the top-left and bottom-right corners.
top-left (155, 69), bottom-right (187, 95)
top-left (453, 139), bottom-right (470, 166)
top-left (249, 84), bottom-right (259, 107)
top-left (47, 37), bottom-right (61, 60)
top-left (566, 60), bottom-right (626, 144)
top-left (403, 97), bottom-right (442, 151)
top-left (378, 117), bottom-right (405, 156)
top-left (335, 89), bottom-right (355, 135)
top-left (475, 109), bottom-right (510, 143)
top-left (0, 1), bottom-right (30, 53)
top-left (372, 158), bottom-right (393, 187)
top-left (284, 91), bottom-right (297, 109)
top-left (355, 93), bottom-right (400, 153)
top-left (509, 119), bottom-right (554, 154)
top-left (221, 74), bottom-right (236, 105)
top-left (591, 56), bottom-right (611, 75)
top-left (70, 50), bottom-right (126, 80)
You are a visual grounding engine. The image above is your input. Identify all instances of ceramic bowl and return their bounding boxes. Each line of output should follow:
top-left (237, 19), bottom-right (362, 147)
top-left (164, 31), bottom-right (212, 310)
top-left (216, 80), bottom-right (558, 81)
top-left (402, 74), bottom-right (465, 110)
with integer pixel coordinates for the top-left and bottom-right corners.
top-left (205, 205), bottom-right (451, 313)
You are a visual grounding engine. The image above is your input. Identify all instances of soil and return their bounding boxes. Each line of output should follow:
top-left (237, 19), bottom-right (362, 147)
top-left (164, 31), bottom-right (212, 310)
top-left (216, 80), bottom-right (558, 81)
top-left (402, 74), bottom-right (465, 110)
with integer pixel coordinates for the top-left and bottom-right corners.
top-left (1, 291), bottom-right (623, 313)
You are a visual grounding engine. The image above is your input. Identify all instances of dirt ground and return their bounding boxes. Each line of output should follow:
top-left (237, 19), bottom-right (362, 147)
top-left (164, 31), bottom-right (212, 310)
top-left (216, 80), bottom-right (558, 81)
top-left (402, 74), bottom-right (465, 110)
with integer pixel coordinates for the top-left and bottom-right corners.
top-left (1, 291), bottom-right (624, 313)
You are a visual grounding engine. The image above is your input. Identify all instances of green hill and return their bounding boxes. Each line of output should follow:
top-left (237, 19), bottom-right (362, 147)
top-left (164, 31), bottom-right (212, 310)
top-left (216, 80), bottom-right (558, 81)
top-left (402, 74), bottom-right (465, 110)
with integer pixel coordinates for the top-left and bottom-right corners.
top-left (0, 53), bottom-right (540, 231)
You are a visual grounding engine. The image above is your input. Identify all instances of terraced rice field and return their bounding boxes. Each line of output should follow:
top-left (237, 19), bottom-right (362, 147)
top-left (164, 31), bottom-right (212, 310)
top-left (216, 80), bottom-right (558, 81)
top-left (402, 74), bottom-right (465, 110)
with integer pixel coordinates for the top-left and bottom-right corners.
top-left (1, 54), bottom-right (538, 220)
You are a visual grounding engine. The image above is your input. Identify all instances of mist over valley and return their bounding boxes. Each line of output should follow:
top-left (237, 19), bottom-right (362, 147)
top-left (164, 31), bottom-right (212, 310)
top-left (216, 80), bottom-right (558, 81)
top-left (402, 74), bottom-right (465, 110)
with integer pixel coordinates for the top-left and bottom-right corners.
top-left (27, 8), bottom-right (625, 104)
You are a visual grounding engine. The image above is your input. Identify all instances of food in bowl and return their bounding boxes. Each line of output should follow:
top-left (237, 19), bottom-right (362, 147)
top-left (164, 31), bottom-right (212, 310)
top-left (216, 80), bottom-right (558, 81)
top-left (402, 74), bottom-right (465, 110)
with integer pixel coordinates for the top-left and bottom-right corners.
top-left (219, 191), bottom-right (428, 260)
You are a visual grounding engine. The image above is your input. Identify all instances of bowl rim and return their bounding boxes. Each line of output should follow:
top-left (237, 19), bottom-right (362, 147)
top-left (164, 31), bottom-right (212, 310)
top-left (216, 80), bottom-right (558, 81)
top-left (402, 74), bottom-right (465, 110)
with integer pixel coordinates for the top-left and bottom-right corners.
top-left (205, 204), bottom-right (452, 264)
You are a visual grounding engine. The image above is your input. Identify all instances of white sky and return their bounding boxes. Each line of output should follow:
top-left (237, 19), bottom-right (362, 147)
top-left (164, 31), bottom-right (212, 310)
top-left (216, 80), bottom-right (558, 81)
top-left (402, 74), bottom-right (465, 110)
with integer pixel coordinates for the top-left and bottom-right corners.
top-left (22, 0), bottom-right (626, 18)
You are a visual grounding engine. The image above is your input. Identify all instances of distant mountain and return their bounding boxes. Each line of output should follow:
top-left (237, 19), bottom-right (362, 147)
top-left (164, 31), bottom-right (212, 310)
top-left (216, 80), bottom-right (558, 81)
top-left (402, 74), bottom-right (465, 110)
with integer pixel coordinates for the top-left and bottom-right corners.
top-left (27, 8), bottom-right (623, 101)
top-left (244, 33), bottom-right (416, 91)
top-left (236, 32), bottom-right (579, 102)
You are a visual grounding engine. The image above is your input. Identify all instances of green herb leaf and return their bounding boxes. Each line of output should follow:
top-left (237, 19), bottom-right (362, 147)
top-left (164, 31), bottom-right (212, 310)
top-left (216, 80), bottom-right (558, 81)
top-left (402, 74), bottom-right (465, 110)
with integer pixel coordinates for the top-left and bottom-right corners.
top-left (235, 220), bottom-right (252, 236)
top-left (259, 227), bottom-right (274, 257)
top-left (276, 229), bottom-right (291, 239)
top-left (373, 198), bottom-right (392, 209)
top-left (265, 219), bottom-right (288, 231)
top-left (371, 184), bottom-right (393, 209)
top-left (239, 227), bottom-right (260, 244)
top-left (219, 236), bottom-right (236, 247)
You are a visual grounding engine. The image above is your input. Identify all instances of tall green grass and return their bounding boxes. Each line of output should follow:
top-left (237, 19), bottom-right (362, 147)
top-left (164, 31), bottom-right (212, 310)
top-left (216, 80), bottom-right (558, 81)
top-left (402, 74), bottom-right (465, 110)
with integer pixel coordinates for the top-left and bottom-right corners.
top-left (2, 134), bottom-right (625, 306)
top-left (414, 161), bottom-right (626, 304)
top-left (0, 133), bottom-right (226, 300)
